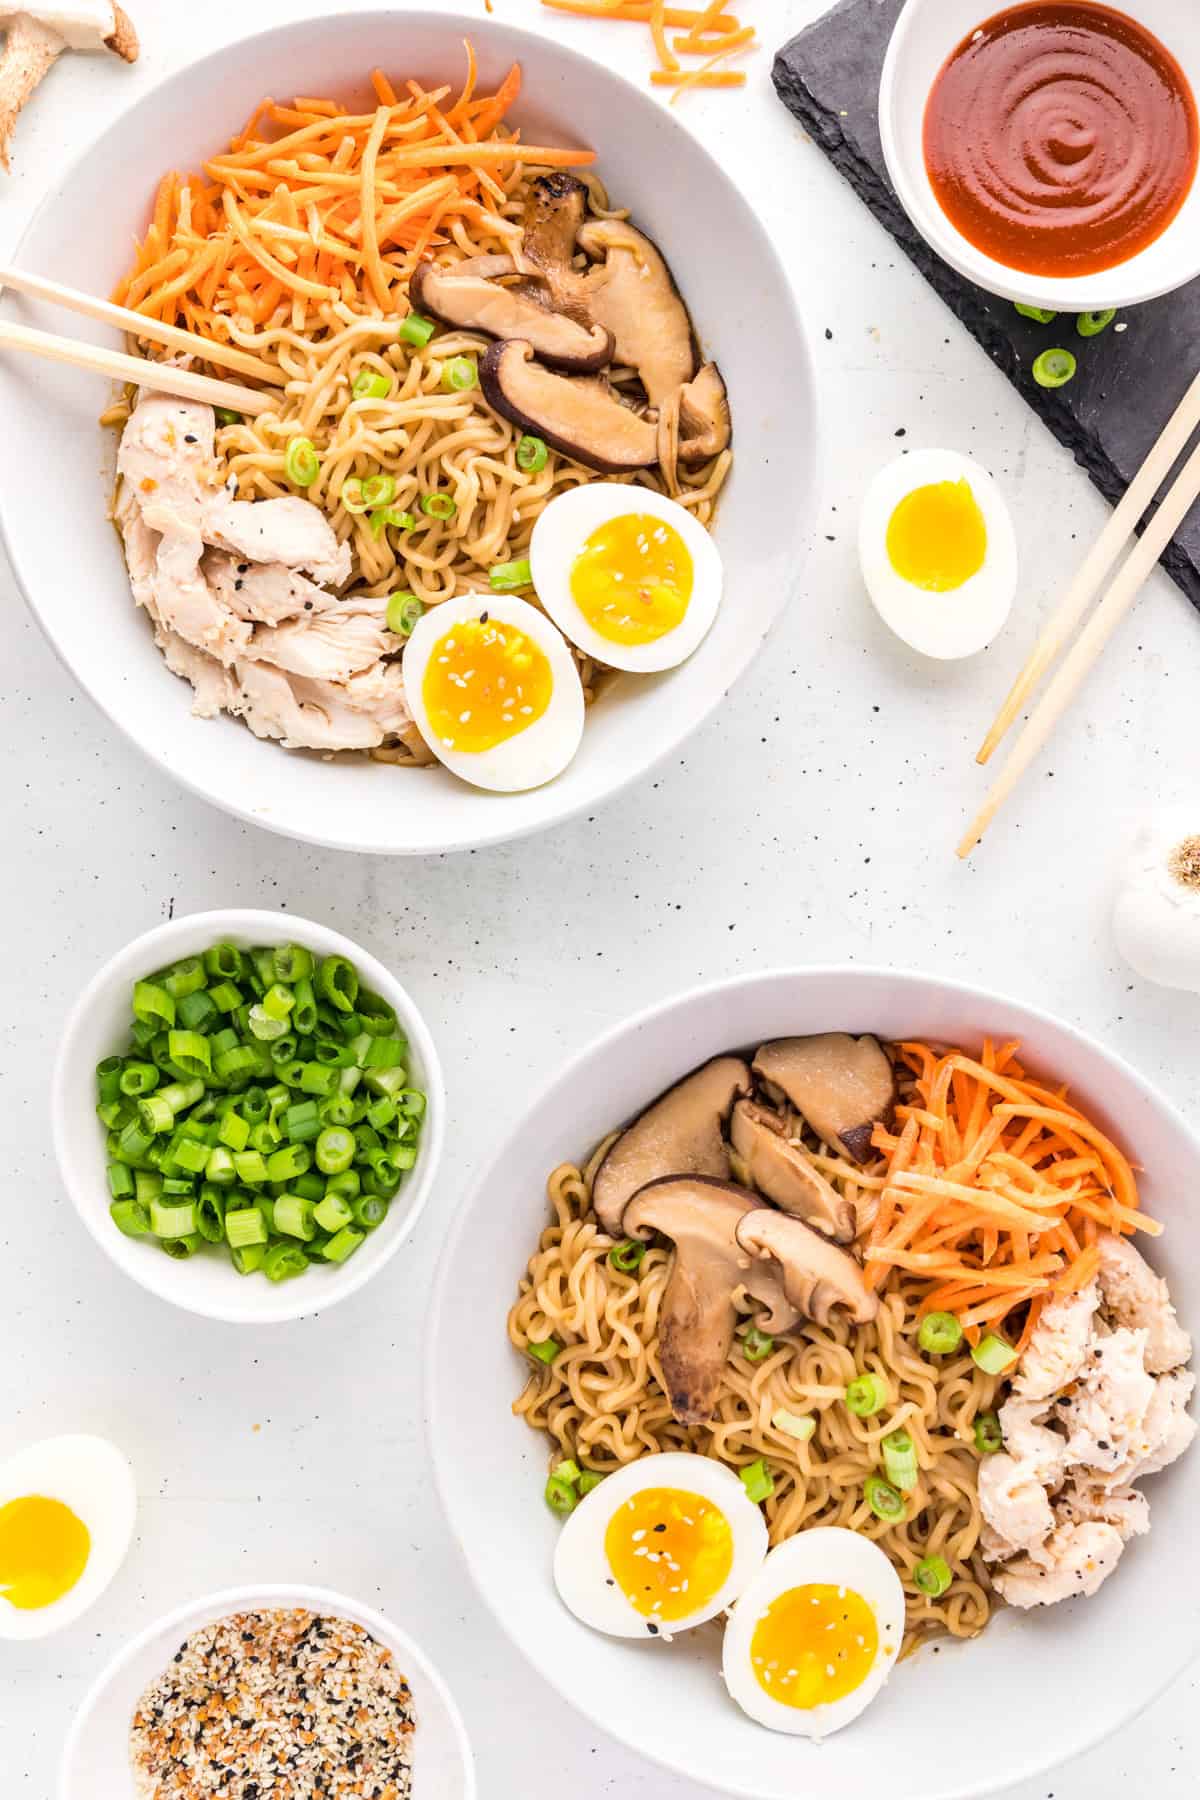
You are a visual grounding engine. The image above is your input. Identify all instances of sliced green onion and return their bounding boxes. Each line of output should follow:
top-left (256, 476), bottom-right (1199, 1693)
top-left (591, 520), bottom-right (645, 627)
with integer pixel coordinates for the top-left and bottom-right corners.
top-left (489, 557), bottom-right (532, 591)
top-left (285, 436), bottom-right (320, 488)
top-left (917, 1311), bottom-right (963, 1356)
top-left (974, 1411), bottom-right (1004, 1455)
top-left (266, 1143), bottom-right (311, 1182)
top-left (371, 506), bottom-right (416, 538)
top-left (577, 1471), bottom-right (606, 1496)
top-left (168, 1030), bottom-right (211, 1076)
top-left (845, 1371), bottom-right (889, 1417)
top-left (232, 1243), bottom-right (267, 1276)
top-left (516, 433), bottom-right (548, 473)
top-left (386, 591), bottom-right (424, 636)
top-left (215, 407), bottom-right (242, 426)
top-left (138, 1094), bottom-right (175, 1135)
top-left (352, 1193), bottom-right (389, 1231)
top-left (318, 955), bottom-right (359, 1013)
top-left (740, 1458), bottom-right (775, 1504)
top-left (263, 1241), bottom-right (309, 1282)
top-left (353, 368), bottom-right (392, 400)
top-left (771, 1408), bottom-right (816, 1442)
top-left (1015, 303), bottom-right (1057, 324)
top-left (274, 1192), bottom-right (316, 1240)
top-left (881, 1427), bottom-right (919, 1493)
top-left (545, 1474), bottom-right (577, 1516)
top-left (110, 1199), bottom-right (150, 1237)
top-left (248, 1004), bottom-right (290, 1042)
top-left (399, 311), bottom-right (436, 348)
top-left (314, 1193), bottom-right (354, 1234)
top-left (160, 1235), bottom-right (201, 1259)
top-left (164, 959), bottom-right (206, 1000)
top-left (133, 980), bottom-right (174, 1029)
top-left (340, 477), bottom-right (371, 516)
top-left (362, 473), bottom-right (396, 509)
top-left (971, 1332), bottom-right (1018, 1375)
top-left (420, 491), bottom-right (457, 521)
top-left (863, 1474), bottom-right (905, 1521)
top-left (150, 1198), bottom-right (197, 1239)
top-left (315, 1126), bottom-right (356, 1174)
top-left (204, 943), bottom-right (243, 980)
top-left (914, 1554), bottom-right (952, 1598)
top-left (741, 1326), bottom-right (775, 1364)
top-left (552, 1458), bottom-right (582, 1485)
top-left (608, 1239), bottom-right (646, 1274)
top-left (321, 1225), bottom-right (365, 1264)
top-left (441, 354), bottom-right (477, 392)
top-left (1032, 347), bottom-right (1077, 389)
top-left (1077, 309), bottom-right (1116, 338)
top-left (528, 1337), bottom-right (561, 1365)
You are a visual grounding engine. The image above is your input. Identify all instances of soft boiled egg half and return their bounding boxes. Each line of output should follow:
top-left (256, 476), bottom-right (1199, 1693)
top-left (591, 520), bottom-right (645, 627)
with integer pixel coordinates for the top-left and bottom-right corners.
top-left (0, 1435), bottom-right (136, 1639)
top-left (530, 486), bottom-right (723, 673)
top-left (722, 1527), bottom-right (905, 1737)
top-left (403, 593), bottom-right (585, 792)
top-left (554, 1452), bottom-right (767, 1639)
top-left (858, 449), bottom-right (1017, 659)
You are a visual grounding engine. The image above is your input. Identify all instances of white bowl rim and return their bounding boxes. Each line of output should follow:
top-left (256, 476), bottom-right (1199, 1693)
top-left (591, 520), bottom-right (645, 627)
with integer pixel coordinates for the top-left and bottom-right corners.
top-left (57, 1579), bottom-right (477, 1800)
top-left (425, 960), bottom-right (1200, 1800)
top-left (1, 4), bottom-right (820, 859)
top-left (878, 0), bottom-right (1200, 313)
top-left (51, 907), bottom-right (447, 1324)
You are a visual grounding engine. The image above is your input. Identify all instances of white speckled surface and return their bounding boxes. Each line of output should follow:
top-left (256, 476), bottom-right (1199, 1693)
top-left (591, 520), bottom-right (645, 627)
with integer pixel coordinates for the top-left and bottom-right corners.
top-left (1, 2), bottom-right (1197, 1794)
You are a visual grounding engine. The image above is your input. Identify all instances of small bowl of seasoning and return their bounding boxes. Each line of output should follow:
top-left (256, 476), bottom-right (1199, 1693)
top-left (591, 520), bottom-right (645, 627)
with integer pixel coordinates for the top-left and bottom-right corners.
top-left (58, 1582), bottom-right (476, 1800)
top-left (880, 0), bottom-right (1200, 314)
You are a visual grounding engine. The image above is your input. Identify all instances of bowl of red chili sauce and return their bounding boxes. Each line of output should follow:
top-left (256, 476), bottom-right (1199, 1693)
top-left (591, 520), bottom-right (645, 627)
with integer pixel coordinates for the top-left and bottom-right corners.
top-left (880, 0), bottom-right (1200, 312)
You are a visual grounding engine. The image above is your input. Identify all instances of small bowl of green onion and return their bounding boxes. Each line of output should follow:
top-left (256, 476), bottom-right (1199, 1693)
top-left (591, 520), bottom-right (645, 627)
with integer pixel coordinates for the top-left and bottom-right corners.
top-left (52, 910), bottom-right (445, 1323)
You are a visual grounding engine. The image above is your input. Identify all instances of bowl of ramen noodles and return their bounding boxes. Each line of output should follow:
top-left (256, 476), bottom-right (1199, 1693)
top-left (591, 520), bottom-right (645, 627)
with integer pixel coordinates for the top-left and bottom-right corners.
top-left (427, 965), bottom-right (1200, 1800)
top-left (0, 10), bottom-right (816, 854)
top-left (880, 0), bottom-right (1200, 313)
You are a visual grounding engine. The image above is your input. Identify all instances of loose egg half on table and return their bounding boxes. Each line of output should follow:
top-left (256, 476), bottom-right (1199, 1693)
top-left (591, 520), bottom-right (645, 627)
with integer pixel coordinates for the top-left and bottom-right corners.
top-left (0, 1435), bottom-right (136, 1639)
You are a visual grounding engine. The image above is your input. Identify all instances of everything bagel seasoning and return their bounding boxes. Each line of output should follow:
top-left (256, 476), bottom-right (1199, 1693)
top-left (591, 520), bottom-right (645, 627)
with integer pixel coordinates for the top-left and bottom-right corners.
top-left (129, 1607), bottom-right (416, 1798)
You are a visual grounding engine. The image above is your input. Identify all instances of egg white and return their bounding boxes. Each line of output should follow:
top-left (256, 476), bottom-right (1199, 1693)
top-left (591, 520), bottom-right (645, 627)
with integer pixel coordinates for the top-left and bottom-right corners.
top-left (0, 1435), bottom-right (137, 1640)
top-left (403, 593), bottom-right (585, 792)
top-left (529, 486), bottom-right (723, 674)
top-left (858, 448), bottom-right (1017, 660)
top-left (721, 1527), bottom-right (905, 1737)
top-left (553, 1451), bottom-right (768, 1639)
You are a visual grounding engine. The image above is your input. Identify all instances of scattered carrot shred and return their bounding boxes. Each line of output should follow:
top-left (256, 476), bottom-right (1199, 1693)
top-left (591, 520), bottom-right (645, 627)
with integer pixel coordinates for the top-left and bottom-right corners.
top-left (862, 1040), bottom-right (1159, 1341)
top-left (112, 48), bottom-right (595, 333)
top-left (540, 0), bottom-right (754, 96)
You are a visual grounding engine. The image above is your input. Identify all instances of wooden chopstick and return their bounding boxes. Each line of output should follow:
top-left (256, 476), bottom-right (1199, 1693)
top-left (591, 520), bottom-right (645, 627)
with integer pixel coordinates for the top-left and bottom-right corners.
top-left (977, 368), bottom-right (1200, 764)
top-left (0, 264), bottom-right (282, 388)
top-left (0, 319), bottom-right (273, 417)
top-left (958, 431), bottom-right (1200, 858)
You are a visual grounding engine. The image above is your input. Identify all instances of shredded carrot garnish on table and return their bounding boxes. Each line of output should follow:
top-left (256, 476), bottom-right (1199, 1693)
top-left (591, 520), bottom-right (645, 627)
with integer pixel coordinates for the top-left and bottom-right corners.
top-left (540, 0), bottom-right (754, 97)
top-left (112, 51), bottom-right (594, 333)
top-left (863, 1040), bottom-right (1159, 1343)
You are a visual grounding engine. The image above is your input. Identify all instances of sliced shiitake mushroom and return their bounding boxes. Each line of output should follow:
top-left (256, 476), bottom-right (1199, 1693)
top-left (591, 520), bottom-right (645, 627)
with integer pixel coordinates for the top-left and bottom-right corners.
top-left (752, 1034), bottom-right (896, 1164)
top-left (408, 260), bottom-right (614, 372)
top-left (480, 340), bottom-right (658, 474)
top-left (591, 1055), bottom-right (751, 1235)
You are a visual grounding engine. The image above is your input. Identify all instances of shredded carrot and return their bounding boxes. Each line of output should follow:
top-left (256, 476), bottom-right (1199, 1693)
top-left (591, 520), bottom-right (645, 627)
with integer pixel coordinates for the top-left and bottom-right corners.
top-left (865, 1041), bottom-right (1158, 1339)
top-left (113, 49), bottom-right (595, 334)
top-left (541, 0), bottom-right (754, 96)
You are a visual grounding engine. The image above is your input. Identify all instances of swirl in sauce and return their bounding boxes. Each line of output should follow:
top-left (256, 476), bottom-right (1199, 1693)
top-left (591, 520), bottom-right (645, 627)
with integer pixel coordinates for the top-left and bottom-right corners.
top-left (924, 2), bottom-right (1199, 278)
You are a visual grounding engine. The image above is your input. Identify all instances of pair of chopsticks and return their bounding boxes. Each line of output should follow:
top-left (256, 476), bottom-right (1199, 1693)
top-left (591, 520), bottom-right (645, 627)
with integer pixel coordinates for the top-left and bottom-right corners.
top-left (0, 265), bottom-right (278, 417)
top-left (958, 369), bottom-right (1200, 858)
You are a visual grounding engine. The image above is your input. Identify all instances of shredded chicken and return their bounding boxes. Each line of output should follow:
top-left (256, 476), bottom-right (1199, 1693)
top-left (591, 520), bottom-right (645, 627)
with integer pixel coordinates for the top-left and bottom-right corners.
top-left (114, 391), bottom-right (415, 754)
top-left (980, 1233), bottom-right (1195, 1609)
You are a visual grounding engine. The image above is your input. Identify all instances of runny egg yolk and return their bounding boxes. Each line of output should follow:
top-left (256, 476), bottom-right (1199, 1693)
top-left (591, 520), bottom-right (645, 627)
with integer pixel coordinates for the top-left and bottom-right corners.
top-left (886, 478), bottom-right (987, 593)
top-left (604, 1487), bottom-right (732, 1621)
top-left (569, 513), bottom-right (694, 646)
top-left (750, 1583), bottom-right (878, 1709)
top-left (421, 616), bottom-right (553, 753)
top-left (0, 1494), bottom-right (90, 1611)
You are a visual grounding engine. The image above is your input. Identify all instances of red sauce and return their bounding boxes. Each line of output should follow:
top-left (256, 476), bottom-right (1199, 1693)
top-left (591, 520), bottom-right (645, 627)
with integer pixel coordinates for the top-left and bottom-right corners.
top-left (924, 2), bottom-right (1199, 278)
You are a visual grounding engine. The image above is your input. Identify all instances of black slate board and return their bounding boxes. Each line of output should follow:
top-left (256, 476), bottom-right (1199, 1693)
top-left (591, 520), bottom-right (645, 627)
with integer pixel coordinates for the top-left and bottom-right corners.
top-left (773, 0), bottom-right (1200, 613)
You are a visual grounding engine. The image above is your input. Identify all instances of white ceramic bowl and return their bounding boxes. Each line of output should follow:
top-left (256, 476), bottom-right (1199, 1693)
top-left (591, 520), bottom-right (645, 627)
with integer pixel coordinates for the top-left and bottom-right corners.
top-left (427, 966), bottom-right (1200, 1800)
top-left (59, 1581), bottom-right (475, 1800)
top-left (880, 0), bottom-right (1200, 313)
top-left (52, 908), bottom-right (445, 1324)
top-left (0, 10), bottom-right (817, 857)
